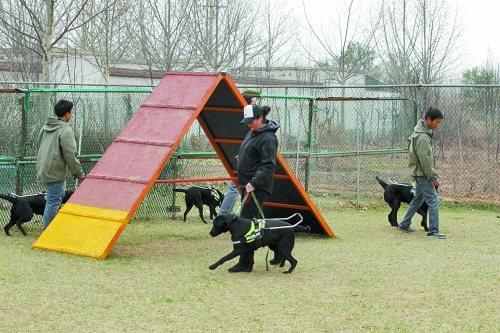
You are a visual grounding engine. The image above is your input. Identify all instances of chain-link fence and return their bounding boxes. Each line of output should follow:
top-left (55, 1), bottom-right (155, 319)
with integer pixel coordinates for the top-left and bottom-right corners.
top-left (251, 85), bottom-right (499, 206)
top-left (1, 83), bottom-right (499, 229)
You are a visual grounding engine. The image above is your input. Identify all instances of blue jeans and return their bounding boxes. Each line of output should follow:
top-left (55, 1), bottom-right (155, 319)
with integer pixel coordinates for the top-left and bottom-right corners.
top-left (399, 177), bottom-right (440, 234)
top-left (42, 180), bottom-right (66, 231)
top-left (217, 181), bottom-right (239, 216)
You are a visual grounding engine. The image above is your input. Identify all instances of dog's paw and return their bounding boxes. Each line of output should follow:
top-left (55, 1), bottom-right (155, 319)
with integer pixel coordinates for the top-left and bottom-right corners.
top-left (209, 264), bottom-right (217, 270)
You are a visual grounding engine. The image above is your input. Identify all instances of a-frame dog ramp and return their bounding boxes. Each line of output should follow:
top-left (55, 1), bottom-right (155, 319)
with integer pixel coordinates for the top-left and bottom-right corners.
top-left (32, 72), bottom-right (334, 259)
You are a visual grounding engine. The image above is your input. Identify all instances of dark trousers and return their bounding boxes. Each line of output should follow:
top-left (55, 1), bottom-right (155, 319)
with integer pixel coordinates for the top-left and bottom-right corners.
top-left (240, 189), bottom-right (268, 219)
top-left (237, 189), bottom-right (270, 267)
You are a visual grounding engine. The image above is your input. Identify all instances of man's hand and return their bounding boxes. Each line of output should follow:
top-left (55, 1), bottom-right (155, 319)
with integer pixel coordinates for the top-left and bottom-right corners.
top-left (245, 183), bottom-right (255, 193)
top-left (432, 179), bottom-right (440, 186)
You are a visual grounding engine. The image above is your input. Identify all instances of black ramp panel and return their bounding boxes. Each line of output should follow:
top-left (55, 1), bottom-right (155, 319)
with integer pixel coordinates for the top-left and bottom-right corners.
top-left (205, 80), bottom-right (241, 108)
top-left (200, 110), bottom-right (248, 140)
top-left (268, 178), bottom-right (307, 206)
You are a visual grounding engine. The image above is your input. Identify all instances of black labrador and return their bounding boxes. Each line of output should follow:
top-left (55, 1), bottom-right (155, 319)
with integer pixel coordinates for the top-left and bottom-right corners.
top-left (1, 190), bottom-right (73, 236)
top-left (375, 175), bottom-right (432, 231)
top-left (173, 186), bottom-right (224, 224)
top-left (209, 214), bottom-right (310, 274)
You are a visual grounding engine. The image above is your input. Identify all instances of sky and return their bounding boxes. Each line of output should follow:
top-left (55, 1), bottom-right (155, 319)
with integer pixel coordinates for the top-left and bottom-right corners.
top-left (452, 0), bottom-right (500, 67)
top-left (287, 0), bottom-right (500, 70)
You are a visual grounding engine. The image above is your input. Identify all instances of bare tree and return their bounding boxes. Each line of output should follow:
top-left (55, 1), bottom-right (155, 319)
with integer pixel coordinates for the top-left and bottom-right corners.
top-left (189, 0), bottom-right (260, 72)
top-left (130, 0), bottom-right (199, 77)
top-left (0, 25), bottom-right (42, 81)
top-left (375, 0), bottom-right (465, 85)
top-left (0, 1), bottom-right (44, 82)
top-left (299, 0), bottom-right (377, 126)
top-left (0, 0), bottom-right (116, 82)
top-left (300, 0), bottom-right (378, 85)
top-left (70, 0), bottom-right (131, 84)
top-left (250, 0), bottom-right (297, 76)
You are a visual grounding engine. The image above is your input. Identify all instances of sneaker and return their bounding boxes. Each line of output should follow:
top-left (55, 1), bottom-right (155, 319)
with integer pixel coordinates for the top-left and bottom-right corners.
top-left (398, 226), bottom-right (418, 233)
top-left (427, 233), bottom-right (446, 239)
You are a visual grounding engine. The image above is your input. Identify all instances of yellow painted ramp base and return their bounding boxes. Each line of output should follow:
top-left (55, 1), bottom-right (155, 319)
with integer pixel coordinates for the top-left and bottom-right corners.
top-left (32, 203), bottom-right (129, 259)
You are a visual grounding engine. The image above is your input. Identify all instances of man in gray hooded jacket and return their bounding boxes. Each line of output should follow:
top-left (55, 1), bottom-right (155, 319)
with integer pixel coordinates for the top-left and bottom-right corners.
top-left (36, 99), bottom-right (85, 231)
top-left (398, 107), bottom-right (445, 238)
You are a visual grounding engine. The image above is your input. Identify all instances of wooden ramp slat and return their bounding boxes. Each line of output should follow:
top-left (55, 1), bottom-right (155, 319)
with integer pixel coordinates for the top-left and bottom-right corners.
top-left (32, 203), bottom-right (128, 259)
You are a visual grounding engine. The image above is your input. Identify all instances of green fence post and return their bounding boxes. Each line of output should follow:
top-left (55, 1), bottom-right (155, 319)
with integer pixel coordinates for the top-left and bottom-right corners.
top-left (172, 157), bottom-right (178, 219)
top-left (354, 107), bottom-right (360, 207)
top-left (16, 93), bottom-right (30, 194)
top-left (305, 98), bottom-right (316, 192)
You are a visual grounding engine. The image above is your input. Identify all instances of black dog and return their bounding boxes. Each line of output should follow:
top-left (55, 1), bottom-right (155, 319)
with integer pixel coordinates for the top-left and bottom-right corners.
top-left (173, 186), bottom-right (224, 224)
top-left (209, 214), bottom-right (310, 274)
top-left (375, 176), bottom-right (430, 231)
top-left (1, 190), bottom-right (73, 236)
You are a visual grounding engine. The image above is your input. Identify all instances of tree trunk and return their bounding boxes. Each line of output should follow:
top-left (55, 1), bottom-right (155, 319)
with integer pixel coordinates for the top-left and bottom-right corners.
top-left (42, 0), bottom-right (55, 82)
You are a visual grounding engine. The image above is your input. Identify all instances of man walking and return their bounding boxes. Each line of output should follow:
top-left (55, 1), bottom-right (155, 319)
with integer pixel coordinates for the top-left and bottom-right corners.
top-left (398, 107), bottom-right (445, 238)
top-left (36, 99), bottom-right (85, 231)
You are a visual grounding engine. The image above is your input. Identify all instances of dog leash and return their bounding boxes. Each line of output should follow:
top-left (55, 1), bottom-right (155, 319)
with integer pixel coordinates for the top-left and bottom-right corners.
top-left (240, 192), bottom-right (265, 219)
top-left (240, 191), bottom-right (270, 271)
top-left (233, 192), bottom-right (247, 215)
top-left (250, 194), bottom-right (271, 271)
top-left (251, 194), bottom-right (266, 220)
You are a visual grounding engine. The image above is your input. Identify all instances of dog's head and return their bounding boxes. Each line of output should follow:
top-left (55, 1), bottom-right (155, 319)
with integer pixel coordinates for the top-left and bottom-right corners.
top-left (63, 190), bottom-right (74, 203)
top-left (209, 214), bottom-right (236, 237)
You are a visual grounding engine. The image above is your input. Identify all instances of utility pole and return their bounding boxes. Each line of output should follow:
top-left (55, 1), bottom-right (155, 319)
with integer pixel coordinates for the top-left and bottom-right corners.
top-left (200, 0), bottom-right (226, 71)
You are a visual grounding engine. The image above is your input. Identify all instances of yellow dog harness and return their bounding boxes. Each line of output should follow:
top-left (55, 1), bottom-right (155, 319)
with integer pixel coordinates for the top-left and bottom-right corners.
top-left (233, 218), bottom-right (266, 244)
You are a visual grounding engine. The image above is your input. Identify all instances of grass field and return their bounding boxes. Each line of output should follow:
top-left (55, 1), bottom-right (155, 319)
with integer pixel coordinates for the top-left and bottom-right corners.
top-left (1, 202), bottom-right (500, 332)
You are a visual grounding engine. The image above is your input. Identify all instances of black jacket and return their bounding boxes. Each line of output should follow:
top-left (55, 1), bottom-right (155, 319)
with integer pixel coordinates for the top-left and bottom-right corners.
top-left (237, 120), bottom-right (280, 195)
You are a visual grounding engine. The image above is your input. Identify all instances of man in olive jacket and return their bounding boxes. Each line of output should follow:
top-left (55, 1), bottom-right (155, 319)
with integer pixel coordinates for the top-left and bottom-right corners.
top-left (398, 107), bottom-right (445, 238)
top-left (36, 99), bottom-right (85, 231)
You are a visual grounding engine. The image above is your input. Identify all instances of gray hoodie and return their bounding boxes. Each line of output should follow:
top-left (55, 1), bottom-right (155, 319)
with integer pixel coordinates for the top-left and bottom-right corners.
top-left (36, 115), bottom-right (84, 183)
top-left (407, 119), bottom-right (438, 182)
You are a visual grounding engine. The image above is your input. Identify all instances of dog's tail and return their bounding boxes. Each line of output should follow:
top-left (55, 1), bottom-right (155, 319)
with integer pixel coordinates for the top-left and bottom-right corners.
top-left (172, 189), bottom-right (188, 194)
top-left (0, 193), bottom-right (18, 205)
top-left (375, 175), bottom-right (388, 189)
top-left (294, 225), bottom-right (311, 233)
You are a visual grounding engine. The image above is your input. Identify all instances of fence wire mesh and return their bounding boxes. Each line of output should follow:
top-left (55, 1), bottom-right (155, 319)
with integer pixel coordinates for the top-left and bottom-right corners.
top-left (0, 84), bottom-right (499, 230)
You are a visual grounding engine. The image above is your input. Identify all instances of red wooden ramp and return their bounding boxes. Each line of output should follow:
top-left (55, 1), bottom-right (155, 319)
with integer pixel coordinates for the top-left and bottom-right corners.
top-left (32, 72), bottom-right (334, 259)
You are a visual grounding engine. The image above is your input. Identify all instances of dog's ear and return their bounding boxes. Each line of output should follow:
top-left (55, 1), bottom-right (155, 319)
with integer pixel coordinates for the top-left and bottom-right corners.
top-left (214, 214), bottom-right (234, 228)
top-left (213, 215), bottom-right (226, 228)
top-left (224, 214), bottom-right (236, 228)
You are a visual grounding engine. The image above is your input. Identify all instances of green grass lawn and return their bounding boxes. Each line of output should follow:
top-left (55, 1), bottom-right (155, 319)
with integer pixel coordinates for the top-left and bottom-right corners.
top-left (1, 204), bottom-right (499, 332)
